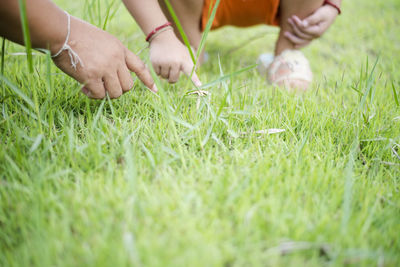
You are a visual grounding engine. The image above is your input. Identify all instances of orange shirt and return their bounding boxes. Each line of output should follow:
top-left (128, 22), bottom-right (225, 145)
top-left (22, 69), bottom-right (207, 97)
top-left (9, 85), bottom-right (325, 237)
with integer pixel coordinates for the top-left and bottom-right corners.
top-left (201, 0), bottom-right (281, 31)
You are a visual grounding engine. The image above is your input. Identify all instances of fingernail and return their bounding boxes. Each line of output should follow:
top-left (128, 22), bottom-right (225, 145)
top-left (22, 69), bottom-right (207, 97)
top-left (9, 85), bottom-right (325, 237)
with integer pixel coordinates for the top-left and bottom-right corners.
top-left (151, 84), bottom-right (158, 92)
top-left (303, 21), bottom-right (308, 27)
top-left (194, 81), bottom-right (202, 87)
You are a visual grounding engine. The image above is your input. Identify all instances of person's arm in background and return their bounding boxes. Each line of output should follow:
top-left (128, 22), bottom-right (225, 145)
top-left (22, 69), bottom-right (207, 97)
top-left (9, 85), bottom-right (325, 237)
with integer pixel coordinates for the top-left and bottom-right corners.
top-left (0, 0), bottom-right (156, 99)
top-left (122, 0), bottom-right (202, 86)
top-left (285, 0), bottom-right (342, 49)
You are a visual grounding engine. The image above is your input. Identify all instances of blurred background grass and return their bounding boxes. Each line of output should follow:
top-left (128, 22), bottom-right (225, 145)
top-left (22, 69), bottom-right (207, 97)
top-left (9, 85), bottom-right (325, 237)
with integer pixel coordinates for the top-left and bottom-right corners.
top-left (1, 0), bottom-right (399, 266)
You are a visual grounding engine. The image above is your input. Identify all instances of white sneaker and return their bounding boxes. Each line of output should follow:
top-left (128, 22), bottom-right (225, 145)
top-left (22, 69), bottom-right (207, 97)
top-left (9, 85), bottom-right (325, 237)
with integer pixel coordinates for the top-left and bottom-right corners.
top-left (257, 53), bottom-right (275, 77)
top-left (258, 50), bottom-right (313, 91)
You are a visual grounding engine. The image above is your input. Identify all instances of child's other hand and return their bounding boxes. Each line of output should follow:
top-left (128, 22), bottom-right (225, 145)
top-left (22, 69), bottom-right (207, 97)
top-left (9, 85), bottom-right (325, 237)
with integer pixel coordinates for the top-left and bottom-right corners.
top-left (53, 16), bottom-right (156, 99)
top-left (285, 4), bottom-right (339, 49)
top-left (149, 31), bottom-right (202, 87)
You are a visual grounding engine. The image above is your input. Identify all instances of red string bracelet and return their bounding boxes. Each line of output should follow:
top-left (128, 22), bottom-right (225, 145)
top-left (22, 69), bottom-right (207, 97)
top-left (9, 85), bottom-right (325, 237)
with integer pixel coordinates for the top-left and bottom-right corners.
top-left (146, 22), bottom-right (173, 42)
top-left (324, 0), bottom-right (341, 15)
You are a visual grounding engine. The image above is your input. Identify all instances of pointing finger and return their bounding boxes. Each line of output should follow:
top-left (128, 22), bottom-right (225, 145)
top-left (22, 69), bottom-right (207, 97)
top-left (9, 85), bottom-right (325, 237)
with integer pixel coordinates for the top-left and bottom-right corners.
top-left (125, 48), bottom-right (157, 93)
top-left (190, 72), bottom-right (202, 88)
top-left (182, 63), bottom-right (202, 87)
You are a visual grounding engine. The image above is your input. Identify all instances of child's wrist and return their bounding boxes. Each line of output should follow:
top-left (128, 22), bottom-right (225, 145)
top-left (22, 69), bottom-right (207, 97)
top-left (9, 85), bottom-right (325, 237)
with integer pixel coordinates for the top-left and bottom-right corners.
top-left (146, 22), bottom-right (173, 42)
top-left (323, 0), bottom-right (341, 15)
top-left (25, 4), bottom-right (71, 54)
top-left (48, 13), bottom-right (72, 55)
top-left (148, 26), bottom-right (175, 44)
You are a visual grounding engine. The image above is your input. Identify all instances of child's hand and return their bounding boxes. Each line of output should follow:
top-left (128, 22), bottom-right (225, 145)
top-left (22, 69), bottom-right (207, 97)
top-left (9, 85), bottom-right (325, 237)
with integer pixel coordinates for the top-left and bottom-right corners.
top-left (149, 31), bottom-right (202, 87)
top-left (53, 17), bottom-right (156, 99)
top-left (284, 5), bottom-right (339, 49)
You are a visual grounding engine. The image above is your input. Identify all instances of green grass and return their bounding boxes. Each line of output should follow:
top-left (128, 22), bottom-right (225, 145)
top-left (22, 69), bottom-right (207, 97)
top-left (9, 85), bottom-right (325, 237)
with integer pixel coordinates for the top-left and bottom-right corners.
top-left (1, 0), bottom-right (400, 266)
top-left (17, 0), bottom-right (33, 72)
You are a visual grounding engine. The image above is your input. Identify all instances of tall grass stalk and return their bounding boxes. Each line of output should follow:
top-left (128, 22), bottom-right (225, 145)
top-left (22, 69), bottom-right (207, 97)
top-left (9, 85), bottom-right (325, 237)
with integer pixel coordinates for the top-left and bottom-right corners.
top-left (1, 38), bottom-right (5, 75)
top-left (44, 51), bottom-right (52, 94)
top-left (162, 0), bottom-right (221, 85)
top-left (195, 0), bottom-right (221, 63)
top-left (17, 0), bottom-right (33, 73)
top-left (102, 0), bottom-right (120, 30)
top-left (392, 81), bottom-right (399, 107)
top-left (84, 0), bottom-right (119, 29)
top-left (163, 0), bottom-right (196, 64)
top-left (147, 63), bottom-right (187, 167)
top-left (191, 64), bottom-right (257, 92)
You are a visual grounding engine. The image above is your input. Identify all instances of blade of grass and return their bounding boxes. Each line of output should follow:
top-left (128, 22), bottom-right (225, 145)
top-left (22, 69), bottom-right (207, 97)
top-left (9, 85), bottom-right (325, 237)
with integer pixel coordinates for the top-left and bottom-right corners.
top-left (97, 0), bottom-right (102, 27)
top-left (188, 64), bottom-right (257, 92)
top-left (1, 38), bottom-right (5, 75)
top-left (102, 0), bottom-right (113, 30)
top-left (217, 54), bottom-right (232, 105)
top-left (201, 56), bottom-right (231, 147)
top-left (31, 72), bottom-right (44, 133)
top-left (1, 38), bottom-right (5, 102)
top-left (0, 74), bottom-right (34, 109)
top-left (102, 0), bottom-right (120, 30)
top-left (147, 60), bottom-right (187, 167)
top-left (84, 0), bottom-right (94, 24)
top-left (124, 142), bottom-right (137, 183)
top-left (92, 99), bottom-right (106, 128)
top-left (45, 50), bottom-right (52, 94)
top-left (298, 127), bottom-right (311, 159)
top-left (392, 81), bottom-right (399, 107)
top-left (227, 30), bottom-right (273, 55)
top-left (359, 57), bottom-right (378, 111)
top-left (163, 0), bottom-right (195, 64)
top-left (29, 134), bottom-right (44, 153)
top-left (341, 137), bottom-right (359, 234)
top-left (188, 0), bottom-right (221, 83)
top-left (17, 0), bottom-right (33, 73)
top-left (15, 100), bottom-right (48, 127)
top-left (141, 144), bottom-right (156, 170)
top-left (195, 0), bottom-right (220, 62)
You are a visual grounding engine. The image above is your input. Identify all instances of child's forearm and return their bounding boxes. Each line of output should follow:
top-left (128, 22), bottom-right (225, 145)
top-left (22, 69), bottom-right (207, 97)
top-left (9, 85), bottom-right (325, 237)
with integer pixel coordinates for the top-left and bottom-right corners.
top-left (0, 0), bottom-right (68, 54)
top-left (122, 0), bottom-right (172, 36)
top-left (123, 0), bottom-right (202, 87)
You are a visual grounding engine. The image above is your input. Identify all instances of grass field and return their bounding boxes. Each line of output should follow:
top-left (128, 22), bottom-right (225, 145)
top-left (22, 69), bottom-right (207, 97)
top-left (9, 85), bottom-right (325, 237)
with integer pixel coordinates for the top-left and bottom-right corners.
top-left (1, 0), bottom-right (400, 266)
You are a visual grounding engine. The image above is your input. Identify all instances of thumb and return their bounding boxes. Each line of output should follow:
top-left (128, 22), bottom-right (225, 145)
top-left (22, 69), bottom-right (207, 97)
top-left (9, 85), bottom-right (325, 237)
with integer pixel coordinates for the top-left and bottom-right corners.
top-left (125, 48), bottom-right (157, 93)
top-left (182, 62), bottom-right (202, 87)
